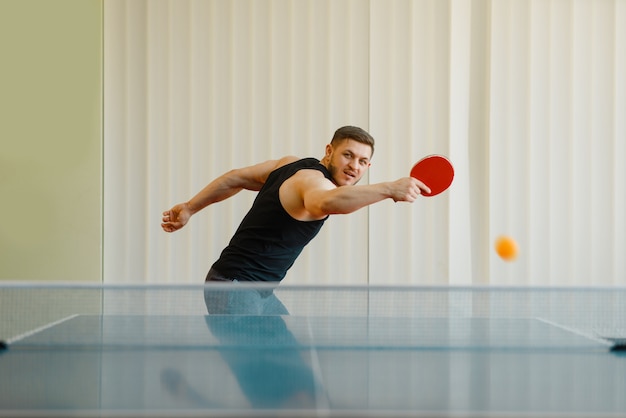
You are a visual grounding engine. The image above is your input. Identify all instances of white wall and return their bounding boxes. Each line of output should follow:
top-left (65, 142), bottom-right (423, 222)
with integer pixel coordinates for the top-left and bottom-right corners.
top-left (104, 0), bottom-right (626, 286)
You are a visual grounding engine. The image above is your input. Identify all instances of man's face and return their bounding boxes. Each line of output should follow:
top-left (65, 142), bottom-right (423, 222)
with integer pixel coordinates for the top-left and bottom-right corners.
top-left (325, 139), bottom-right (372, 186)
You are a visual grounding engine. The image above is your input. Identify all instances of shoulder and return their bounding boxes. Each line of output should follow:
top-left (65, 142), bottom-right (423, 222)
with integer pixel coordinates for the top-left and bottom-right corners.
top-left (269, 157), bottom-right (327, 179)
top-left (287, 164), bottom-right (335, 190)
top-left (278, 161), bottom-right (335, 221)
top-left (266, 157), bottom-right (332, 189)
top-left (275, 155), bottom-right (300, 168)
top-left (273, 156), bottom-right (322, 171)
top-left (253, 155), bottom-right (300, 184)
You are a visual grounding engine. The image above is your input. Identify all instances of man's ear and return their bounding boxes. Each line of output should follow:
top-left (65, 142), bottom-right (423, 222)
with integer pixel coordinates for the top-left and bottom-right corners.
top-left (324, 143), bottom-right (333, 158)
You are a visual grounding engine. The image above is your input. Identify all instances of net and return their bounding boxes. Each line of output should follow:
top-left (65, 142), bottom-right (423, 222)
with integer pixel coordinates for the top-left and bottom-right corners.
top-left (1, 283), bottom-right (625, 350)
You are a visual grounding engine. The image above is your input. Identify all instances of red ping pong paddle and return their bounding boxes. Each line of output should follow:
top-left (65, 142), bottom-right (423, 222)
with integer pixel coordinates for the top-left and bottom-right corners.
top-left (410, 155), bottom-right (454, 197)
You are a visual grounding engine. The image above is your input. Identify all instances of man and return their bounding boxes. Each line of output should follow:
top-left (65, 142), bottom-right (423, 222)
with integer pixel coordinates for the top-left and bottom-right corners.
top-left (162, 126), bottom-right (430, 313)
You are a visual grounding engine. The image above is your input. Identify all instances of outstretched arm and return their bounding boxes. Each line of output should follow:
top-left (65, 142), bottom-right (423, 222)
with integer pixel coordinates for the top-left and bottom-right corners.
top-left (161, 156), bottom-right (298, 232)
top-left (281, 170), bottom-right (431, 221)
top-left (308, 177), bottom-right (430, 216)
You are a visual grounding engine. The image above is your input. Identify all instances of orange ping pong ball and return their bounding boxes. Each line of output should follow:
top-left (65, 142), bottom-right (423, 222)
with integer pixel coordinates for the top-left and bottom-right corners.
top-left (494, 236), bottom-right (518, 261)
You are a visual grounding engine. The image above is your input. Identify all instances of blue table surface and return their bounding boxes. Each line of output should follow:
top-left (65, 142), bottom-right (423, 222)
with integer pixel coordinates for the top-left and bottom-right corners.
top-left (1, 314), bottom-right (625, 417)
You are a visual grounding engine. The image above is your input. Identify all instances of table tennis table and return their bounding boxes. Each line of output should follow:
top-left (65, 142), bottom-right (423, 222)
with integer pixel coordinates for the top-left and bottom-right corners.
top-left (1, 283), bottom-right (625, 417)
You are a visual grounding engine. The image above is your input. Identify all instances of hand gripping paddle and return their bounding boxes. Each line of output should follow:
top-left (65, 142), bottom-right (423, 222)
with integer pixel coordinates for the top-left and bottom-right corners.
top-left (410, 155), bottom-right (454, 197)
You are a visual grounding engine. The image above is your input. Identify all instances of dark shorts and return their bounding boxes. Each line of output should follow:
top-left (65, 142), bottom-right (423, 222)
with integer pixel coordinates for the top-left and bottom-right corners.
top-left (203, 267), bottom-right (288, 315)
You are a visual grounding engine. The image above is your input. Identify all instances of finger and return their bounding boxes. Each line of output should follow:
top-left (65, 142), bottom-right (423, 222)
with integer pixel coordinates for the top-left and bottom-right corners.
top-left (410, 178), bottom-right (431, 195)
top-left (162, 223), bottom-right (178, 233)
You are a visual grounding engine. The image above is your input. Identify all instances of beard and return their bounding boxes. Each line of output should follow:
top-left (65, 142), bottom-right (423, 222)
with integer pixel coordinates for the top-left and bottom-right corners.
top-left (327, 160), bottom-right (362, 186)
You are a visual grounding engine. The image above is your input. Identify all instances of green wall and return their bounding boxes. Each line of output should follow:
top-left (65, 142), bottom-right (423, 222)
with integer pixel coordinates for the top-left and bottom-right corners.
top-left (0, 0), bottom-right (102, 281)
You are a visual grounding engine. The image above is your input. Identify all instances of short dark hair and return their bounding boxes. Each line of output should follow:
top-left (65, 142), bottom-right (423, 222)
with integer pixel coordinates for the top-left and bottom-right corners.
top-left (331, 126), bottom-right (375, 157)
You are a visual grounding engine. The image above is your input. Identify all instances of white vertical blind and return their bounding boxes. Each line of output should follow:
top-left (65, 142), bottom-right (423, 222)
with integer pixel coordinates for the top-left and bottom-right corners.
top-left (448, 0), bottom-right (473, 285)
top-left (368, 0), bottom-right (453, 285)
top-left (104, 0), bottom-right (371, 284)
top-left (105, 0), bottom-right (626, 286)
top-left (489, 0), bottom-right (626, 286)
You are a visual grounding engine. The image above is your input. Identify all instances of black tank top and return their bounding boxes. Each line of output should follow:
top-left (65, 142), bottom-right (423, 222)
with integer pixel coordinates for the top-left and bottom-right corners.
top-left (211, 158), bottom-right (333, 282)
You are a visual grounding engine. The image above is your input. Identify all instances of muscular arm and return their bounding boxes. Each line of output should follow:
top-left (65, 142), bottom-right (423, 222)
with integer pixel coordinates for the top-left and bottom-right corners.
top-left (281, 170), bottom-right (430, 221)
top-left (162, 156), bottom-right (298, 232)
